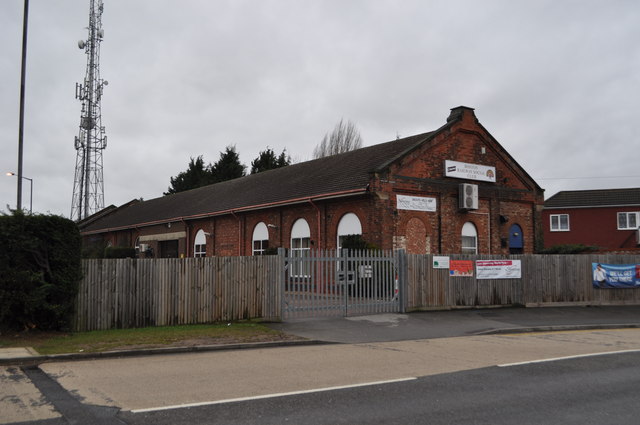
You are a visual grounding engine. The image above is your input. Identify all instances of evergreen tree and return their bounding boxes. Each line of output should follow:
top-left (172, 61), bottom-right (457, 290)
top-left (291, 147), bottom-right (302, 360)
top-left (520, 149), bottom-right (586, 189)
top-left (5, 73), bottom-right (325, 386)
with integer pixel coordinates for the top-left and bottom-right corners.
top-left (250, 147), bottom-right (291, 174)
top-left (165, 156), bottom-right (215, 195)
top-left (212, 145), bottom-right (246, 182)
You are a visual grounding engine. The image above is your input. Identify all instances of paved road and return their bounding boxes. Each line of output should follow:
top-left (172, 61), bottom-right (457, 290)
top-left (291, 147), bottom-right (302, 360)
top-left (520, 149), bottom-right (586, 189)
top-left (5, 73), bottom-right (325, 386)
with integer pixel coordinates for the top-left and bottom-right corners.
top-left (4, 328), bottom-right (640, 424)
top-left (118, 351), bottom-right (640, 425)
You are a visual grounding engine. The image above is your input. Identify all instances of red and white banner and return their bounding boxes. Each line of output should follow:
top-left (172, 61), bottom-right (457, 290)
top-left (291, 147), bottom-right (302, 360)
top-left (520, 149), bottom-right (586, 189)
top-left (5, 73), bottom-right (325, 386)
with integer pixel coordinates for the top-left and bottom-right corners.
top-left (476, 260), bottom-right (521, 279)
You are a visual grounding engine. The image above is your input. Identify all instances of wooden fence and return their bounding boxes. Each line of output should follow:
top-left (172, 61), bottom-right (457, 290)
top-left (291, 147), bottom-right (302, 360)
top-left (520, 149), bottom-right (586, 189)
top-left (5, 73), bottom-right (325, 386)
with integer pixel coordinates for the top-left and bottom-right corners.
top-left (406, 254), bottom-right (640, 310)
top-left (74, 257), bottom-right (281, 332)
top-left (75, 253), bottom-right (640, 331)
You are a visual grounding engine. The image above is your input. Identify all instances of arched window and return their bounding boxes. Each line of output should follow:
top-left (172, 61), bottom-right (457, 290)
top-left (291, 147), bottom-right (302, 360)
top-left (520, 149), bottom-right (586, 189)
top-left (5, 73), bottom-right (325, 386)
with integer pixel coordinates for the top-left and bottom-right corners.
top-left (461, 222), bottom-right (478, 254)
top-left (194, 229), bottom-right (206, 257)
top-left (252, 222), bottom-right (269, 255)
top-left (337, 213), bottom-right (362, 250)
top-left (291, 219), bottom-right (311, 276)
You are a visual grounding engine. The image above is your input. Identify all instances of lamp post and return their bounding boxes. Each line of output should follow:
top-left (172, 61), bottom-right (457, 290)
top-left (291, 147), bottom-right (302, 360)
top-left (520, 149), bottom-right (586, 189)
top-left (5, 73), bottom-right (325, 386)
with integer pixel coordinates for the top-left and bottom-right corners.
top-left (6, 172), bottom-right (32, 214)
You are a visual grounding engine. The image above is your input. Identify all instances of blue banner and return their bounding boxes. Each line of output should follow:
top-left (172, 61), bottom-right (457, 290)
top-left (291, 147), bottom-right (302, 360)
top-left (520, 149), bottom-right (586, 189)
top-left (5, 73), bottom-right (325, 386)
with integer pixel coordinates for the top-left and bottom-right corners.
top-left (592, 263), bottom-right (640, 289)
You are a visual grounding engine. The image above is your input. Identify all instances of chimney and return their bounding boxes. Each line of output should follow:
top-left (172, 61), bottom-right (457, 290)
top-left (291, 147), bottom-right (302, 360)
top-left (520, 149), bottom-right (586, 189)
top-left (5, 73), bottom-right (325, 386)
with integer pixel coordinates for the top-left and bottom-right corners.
top-left (447, 106), bottom-right (477, 124)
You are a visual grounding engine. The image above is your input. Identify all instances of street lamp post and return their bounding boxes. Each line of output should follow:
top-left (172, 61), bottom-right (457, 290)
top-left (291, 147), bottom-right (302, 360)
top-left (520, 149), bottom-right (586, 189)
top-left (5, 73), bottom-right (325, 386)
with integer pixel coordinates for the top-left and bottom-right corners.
top-left (6, 172), bottom-right (32, 214)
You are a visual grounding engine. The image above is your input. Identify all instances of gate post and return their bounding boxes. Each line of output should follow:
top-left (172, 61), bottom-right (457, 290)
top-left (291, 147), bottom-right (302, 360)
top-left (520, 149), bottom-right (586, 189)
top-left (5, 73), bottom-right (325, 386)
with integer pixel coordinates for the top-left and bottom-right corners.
top-left (395, 249), bottom-right (408, 313)
top-left (277, 247), bottom-right (286, 321)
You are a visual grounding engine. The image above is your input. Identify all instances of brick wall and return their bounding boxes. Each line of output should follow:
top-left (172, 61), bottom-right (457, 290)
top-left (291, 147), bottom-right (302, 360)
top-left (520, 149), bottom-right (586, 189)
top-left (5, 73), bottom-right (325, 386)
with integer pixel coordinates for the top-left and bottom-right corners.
top-left (91, 107), bottom-right (543, 257)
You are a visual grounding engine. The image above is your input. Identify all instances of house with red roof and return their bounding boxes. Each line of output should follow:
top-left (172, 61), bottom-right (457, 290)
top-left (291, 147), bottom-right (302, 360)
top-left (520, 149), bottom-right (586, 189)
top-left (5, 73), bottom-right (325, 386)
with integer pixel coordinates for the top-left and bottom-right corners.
top-left (543, 188), bottom-right (640, 251)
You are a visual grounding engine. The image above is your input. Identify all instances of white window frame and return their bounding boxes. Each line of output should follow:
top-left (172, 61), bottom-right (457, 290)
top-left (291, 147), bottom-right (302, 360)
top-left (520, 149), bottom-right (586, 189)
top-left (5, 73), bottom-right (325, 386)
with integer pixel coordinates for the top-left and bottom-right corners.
top-left (337, 213), bottom-right (363, 252)
top-left (550, 214), bottom-right (570, 232)
top-left (617, 212), bottom-right (639, 230)
top-left (290, 219), bottom-right (311, 277)
top-left (252, 222), bottom-right (269, 255)
top-left (461, 222), bottom-right (478, 255)
top-left (194, 230), bottom-right (206, 257)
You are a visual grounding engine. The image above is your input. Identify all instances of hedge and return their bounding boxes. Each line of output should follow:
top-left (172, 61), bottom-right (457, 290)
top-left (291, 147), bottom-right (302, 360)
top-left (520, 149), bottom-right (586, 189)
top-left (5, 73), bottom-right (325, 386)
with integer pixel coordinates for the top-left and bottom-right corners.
top-left (0, 211), bottom-right (82, 331)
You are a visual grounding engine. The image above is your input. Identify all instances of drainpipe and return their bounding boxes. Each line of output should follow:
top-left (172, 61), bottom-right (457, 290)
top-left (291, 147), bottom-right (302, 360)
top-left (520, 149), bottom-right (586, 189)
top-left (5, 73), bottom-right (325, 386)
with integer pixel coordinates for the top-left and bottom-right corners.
top-left (231, 210), bottom-right (242, 256)
top-left (308, 199), bottom-right (322, 249)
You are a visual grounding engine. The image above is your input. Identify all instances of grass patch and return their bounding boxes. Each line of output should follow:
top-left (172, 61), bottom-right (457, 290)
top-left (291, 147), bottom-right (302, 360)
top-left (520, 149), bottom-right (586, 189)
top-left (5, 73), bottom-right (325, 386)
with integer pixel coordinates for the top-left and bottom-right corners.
top-left (0, 322), bottom-right (298, 355)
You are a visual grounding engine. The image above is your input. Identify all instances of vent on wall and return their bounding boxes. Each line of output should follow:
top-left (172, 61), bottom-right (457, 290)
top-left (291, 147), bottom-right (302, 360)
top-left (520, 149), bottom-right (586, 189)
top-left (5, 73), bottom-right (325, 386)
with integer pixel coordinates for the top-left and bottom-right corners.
top-left (459, 183), bottom-right (479, 210)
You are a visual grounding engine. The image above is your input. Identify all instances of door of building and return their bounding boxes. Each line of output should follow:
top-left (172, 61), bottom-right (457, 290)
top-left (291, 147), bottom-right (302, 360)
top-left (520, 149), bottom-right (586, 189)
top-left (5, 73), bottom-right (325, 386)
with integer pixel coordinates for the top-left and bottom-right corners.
top-left (508, 224), bottom-right (524, 254)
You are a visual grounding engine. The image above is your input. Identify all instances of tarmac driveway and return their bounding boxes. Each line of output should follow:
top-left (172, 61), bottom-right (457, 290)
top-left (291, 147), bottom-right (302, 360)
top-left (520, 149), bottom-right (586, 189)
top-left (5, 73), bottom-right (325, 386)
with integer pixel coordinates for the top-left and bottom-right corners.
top-left (268, 305), bottom-right (640, 343)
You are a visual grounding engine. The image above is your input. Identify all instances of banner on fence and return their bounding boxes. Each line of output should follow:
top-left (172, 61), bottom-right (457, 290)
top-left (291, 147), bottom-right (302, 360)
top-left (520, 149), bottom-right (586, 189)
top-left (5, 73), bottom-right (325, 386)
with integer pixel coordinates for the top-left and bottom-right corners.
top-left (476, 260), bottom-right (522, 279)
top-left (592, 263), bottom-right (640, 289)
top-left (450, 260), bottom-right (474, 277)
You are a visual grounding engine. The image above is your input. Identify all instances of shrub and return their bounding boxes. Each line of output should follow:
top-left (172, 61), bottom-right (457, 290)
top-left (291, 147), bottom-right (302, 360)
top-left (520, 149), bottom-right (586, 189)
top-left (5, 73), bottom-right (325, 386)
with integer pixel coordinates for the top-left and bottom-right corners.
top-left (0, 211), bottom-right (82, 331)
top-left (539, 244), bottom-right (598, 254)
top-left (340, 234), bottom-right (379, 252)
top-left (104, 246), bottom-right (136, 258)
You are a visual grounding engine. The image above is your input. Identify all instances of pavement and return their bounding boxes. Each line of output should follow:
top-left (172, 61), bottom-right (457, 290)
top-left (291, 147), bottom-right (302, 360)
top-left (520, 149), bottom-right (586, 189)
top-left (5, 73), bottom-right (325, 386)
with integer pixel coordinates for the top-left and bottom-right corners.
top-left (2, 305), bottom-right (640, 366)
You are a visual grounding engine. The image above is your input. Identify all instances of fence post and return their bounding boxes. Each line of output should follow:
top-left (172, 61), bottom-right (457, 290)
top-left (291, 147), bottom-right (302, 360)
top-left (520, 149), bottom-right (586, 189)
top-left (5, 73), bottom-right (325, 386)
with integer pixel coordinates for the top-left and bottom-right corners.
top-left (395, 249), bottom-right (408, 313)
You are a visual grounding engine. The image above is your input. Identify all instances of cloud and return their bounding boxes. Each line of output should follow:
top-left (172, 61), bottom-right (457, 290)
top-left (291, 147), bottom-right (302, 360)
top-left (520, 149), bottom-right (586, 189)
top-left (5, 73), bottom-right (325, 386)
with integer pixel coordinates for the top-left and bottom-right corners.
top-left (1, 0), bottom-right (639, 216)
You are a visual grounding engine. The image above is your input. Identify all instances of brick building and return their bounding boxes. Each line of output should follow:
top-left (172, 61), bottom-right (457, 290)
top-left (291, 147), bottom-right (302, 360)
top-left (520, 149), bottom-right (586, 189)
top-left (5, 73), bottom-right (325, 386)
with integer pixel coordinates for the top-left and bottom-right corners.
top-left (543, 188), bottom-right (640, 251)
top-left (80, 106), bottom-right (545, 257)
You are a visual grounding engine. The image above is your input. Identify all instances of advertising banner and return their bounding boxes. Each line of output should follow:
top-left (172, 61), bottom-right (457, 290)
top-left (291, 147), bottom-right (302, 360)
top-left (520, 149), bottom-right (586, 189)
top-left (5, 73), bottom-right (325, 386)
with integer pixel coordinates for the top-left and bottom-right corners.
top-left (592, 263), bottom-right (640, 289)
top-left (476, 260), bottom-right (522, 279)
top-left (450, 260), bottom-right (474, 277)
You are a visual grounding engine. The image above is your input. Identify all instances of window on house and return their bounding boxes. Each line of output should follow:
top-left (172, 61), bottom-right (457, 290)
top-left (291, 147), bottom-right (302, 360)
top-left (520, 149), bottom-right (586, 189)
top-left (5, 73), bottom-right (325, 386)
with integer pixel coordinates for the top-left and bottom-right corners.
top-left (252, 222), bottom-right (269, 255)
top-left (618, 212), bottom-right (639, 230)
top-left (461, 222), bottom-right (478, 255)
top-left (194, 230), bottom-right (206, 257)
top-left (337, 213), bottom-right (363, 252)
top-left (550, 214), bottom-right (570, 232)
top-left (291, 219), bottom-right (311, 276)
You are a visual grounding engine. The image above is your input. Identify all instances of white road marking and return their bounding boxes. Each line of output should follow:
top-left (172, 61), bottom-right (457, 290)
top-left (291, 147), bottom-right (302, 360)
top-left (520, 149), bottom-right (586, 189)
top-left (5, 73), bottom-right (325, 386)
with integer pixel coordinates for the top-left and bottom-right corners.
top-left (130, 377), bottom-right (417, 413)
top-left (498, 349), bottom-right (640, 368)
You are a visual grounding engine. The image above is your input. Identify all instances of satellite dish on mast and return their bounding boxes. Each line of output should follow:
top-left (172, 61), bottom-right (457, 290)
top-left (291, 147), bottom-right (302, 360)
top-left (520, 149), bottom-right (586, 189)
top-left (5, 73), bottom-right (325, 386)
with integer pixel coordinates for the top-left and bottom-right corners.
top-left (78, 40), bottom-right (86, 49)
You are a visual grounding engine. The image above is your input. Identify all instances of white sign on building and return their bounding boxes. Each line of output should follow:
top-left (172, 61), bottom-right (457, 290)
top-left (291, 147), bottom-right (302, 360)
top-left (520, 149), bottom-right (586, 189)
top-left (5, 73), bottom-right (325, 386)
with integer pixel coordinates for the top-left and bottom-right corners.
top-left (444, 160), bottom-right (496, 183)
top-left (397, 195), bottom-right (437, 212)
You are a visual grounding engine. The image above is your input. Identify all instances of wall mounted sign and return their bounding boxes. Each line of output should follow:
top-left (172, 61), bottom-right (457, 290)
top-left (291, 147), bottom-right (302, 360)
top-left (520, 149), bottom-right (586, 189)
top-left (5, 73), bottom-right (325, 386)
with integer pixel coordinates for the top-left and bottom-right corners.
top-left (397, 195), bottom-right (437, 212)
top-left (444, 160), bottom-right (496, 183)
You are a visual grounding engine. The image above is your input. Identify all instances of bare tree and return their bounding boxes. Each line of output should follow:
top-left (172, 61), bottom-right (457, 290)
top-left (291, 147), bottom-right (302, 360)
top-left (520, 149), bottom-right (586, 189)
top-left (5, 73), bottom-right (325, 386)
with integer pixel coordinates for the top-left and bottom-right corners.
top-left (313, 118), bottom-right (363, 158)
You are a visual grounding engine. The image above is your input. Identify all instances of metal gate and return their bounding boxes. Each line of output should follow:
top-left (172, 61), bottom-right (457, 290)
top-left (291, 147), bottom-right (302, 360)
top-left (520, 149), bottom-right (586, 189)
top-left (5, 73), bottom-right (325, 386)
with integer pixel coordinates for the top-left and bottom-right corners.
top-left (282, 249), bottom-right (406, 319)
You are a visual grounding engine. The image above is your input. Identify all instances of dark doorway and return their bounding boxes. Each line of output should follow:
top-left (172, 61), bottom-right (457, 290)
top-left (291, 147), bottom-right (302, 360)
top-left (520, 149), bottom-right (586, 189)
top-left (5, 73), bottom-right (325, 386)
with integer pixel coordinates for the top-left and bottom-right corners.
top-left (159, 240), bottom-right (179, 258)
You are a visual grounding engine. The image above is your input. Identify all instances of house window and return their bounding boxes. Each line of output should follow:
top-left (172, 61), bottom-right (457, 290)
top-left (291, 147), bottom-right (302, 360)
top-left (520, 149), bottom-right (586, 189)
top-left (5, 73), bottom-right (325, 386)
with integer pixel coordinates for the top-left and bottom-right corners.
top-left (550, 214), bottom-right (570, 232)
top-left (618, 212), bottom-right (639, 230)
top-left (252, 222), bottom-right (269, 255)
top-left (194, 230), bottom-right (206, 257)
top-left (461, 222), bottom-right (478, 255)
top-left (337, 213), bottom-right (362, 251)
top-left (291, 219), bottom-right (311, 276)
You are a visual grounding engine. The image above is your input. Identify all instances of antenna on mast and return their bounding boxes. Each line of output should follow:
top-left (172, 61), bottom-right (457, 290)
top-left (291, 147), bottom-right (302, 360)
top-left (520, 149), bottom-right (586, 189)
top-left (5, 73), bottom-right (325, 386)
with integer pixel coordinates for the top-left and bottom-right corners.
top-left (71, 0), bottom-right (108, 221)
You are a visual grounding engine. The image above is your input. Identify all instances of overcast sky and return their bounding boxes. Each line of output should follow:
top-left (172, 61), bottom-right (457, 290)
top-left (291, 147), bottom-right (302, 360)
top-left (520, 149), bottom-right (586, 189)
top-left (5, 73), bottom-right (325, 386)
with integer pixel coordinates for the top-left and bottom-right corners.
top-left (1, 0), bottom-right (639, 217)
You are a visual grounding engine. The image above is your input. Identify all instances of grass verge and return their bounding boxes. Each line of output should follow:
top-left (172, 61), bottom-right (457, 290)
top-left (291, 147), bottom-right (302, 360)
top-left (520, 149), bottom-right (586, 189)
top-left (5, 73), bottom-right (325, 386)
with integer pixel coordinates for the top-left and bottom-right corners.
top-left (0, 321), bottom-right (300, 355)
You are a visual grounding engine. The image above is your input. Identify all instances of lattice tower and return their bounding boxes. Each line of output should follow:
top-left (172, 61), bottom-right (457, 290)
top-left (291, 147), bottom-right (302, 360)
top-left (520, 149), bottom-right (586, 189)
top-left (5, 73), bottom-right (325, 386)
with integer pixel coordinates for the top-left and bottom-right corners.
top-left (71, 0), bottom-right (108, 221)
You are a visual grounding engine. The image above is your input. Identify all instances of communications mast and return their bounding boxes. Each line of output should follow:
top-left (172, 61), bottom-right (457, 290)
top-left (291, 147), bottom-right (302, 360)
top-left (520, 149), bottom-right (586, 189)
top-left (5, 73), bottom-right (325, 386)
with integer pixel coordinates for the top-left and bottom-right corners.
top-left (71, 0), bottom-right (108, 221)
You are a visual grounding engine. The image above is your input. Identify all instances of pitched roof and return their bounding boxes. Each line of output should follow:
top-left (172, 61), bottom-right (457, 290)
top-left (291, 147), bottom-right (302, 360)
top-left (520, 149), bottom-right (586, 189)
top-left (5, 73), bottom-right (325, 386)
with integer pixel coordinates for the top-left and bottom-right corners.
top-left (81, 130), bottom-right (436, 233)
top-left (544, 188), bottom-right (640, 209)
